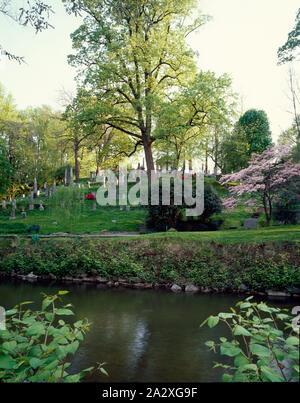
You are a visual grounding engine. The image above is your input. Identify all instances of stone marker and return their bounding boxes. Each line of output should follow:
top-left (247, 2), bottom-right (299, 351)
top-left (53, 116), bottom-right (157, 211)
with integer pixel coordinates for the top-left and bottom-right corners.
top-left (33, 177), bottom-right (37, 197)
top-left (126, 206), bottom-right (130, 212)
top-left (92, 202), bottom-right (96, 211)
top-left (21, 208), bottom-right (26, 219)
top-left (53, 181), bottom-right (56, 191)
top-left (36, 189), bottom-right (40, 197)
top-left (39, 200), bottom-right (44, 211)
top-left (12, 199), bottom-right (16, 209)
top-left (9, 208), bottom-right (16, 220)
top-left (243, 218), bottom-right (258, 230)
top-left (45, 188), bottom-right (49, 197)
top-left (29, 192), bottom-right (34, 210)
top-left (1, 199), bottom-right (6, 209)
top-left (120, 206), bottom-right (124, 211)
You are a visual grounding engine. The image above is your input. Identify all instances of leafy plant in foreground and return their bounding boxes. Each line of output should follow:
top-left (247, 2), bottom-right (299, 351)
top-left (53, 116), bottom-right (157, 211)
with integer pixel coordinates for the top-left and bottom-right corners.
top-left (201, 297), bottom-right (299, 382)
top-left (0, 291), bottom-right (108, 382)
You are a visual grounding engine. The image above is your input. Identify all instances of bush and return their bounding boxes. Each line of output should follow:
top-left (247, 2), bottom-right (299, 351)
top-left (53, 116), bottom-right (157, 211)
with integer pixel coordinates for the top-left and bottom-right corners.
top-left (273, 188), bottom-right (300, 224)
top-left (0, 291), bottom-right (108, 382)
top-left (146, 179), bottom-right (222, 231)
top-left (202, 297), bottom-right (299, 382)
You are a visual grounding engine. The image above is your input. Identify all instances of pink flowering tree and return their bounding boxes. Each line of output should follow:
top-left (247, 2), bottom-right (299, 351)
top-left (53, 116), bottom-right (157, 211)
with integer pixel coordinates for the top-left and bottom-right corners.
top-left (219, 145), bottom-right (300, 226)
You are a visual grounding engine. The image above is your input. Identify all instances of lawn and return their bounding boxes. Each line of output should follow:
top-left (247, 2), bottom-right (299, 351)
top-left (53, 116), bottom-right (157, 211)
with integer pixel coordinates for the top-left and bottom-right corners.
top-left (136, 224), bottom-right (300, 244)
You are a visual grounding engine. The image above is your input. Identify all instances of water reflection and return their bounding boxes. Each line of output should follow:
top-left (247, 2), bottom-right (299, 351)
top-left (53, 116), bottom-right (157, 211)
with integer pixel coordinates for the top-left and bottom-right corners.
top-left (0, 280), bottom-right (295, 382)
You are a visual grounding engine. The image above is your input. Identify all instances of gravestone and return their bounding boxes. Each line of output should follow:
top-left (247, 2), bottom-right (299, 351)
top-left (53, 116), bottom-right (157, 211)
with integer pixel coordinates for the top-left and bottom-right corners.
top-left (1, 199), bottom-right (6, 209)
top-left (39, 200), bottom-right (44, 211)
top-left (12, 199), bottom-right (16, 209)
top-left (22, 194), bottom-right (25, 199)
top-left (126, 206), bottom-right (130, 212)
top-left (70, 167), bottom-right (74, 184)
top-left (92, 203), bottom-right (96, 211)
top-left (53, 181), bottom-right (56, 191)
top-left (48, 189), bottom-right (52, 197)
top-left (21, 208), bottom-right (26, 219)
top-left (9, 208), bottom-right (16, 220)
top-left (36, 189), bottom-right (40, 197)
top-left (90, 171), bottom-right (96, 182)
top-left (86, 181), bottom-right (90, 188)
top-left (29, 192), bottom-right (34, 210)
top-left (45, 188), bottom-right (49, 197)
top-left (120, 206), bottom-right (124, 211)
top-left (243, 218), bottom-right (258, 230)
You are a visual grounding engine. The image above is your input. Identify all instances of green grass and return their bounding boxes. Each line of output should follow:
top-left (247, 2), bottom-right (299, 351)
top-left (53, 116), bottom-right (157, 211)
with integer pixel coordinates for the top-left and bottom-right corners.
top-left (134, 224), bottom-right (300, 245)
top-left (0, 204), bottom-right (147, 234)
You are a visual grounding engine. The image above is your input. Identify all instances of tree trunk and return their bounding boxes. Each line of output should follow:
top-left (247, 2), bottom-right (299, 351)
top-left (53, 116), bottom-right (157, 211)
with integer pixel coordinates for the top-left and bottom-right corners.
top-left (74, 137), bottom-right (80, 183)
top-left (143, 137), bottom-right (155, 176)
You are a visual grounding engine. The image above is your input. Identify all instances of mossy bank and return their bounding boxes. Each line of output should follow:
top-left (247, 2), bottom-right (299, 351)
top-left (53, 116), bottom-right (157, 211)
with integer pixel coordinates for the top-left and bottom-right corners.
top-left (0, 238), bottom-right (299, 297)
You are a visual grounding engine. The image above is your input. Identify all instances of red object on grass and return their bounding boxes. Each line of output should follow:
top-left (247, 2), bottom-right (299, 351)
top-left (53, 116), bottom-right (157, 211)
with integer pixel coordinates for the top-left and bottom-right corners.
top-left (86, 193), bottom-right (96, 200)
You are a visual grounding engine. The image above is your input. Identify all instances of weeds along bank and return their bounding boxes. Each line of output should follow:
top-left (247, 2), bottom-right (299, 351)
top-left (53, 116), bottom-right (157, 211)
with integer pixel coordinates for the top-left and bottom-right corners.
top-left (0, 239), bottom-right (299, 295)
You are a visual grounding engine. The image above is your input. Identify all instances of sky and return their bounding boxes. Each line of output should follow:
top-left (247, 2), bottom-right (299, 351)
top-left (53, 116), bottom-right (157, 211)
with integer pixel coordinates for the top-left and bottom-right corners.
top-left (0, 0), bottom-right (299, 143)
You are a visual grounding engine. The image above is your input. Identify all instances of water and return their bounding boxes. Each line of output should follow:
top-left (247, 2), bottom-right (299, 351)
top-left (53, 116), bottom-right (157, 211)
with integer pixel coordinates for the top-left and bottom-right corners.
top-left (0, 280), bottom-right (296, 382)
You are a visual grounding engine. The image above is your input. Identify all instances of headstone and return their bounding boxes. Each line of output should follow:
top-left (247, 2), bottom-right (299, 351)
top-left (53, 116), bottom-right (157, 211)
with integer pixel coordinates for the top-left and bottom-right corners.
top-left (21, 208), bottom-right (26, 219)
top-left (53, 181), bottom-right (56, 191)
top-left (12, 199), bottom-right (16, 209)
top-left (44, 183), bottom-right (47, 190)
top-left (39, 200), bottom-right (44, 211)
top-left (70, 167), bottom-right (74, 184)
top-left (22, 194), bottom-right (25, 199)
top-left (9, 208), bottom-right (16, 220)
top-left (120, 206), bottom-right (124, 211)
top-left (92, 203), bottom-right (96, 211)
top-left (36, 189), bottom-right (40, 197)
top-left (243, 218), bottom-right (258, 230)
top-left (45, 188), bottom-right (49, 197)
top-left (33, 177), bottom-right (37, 197)
top-left (86, 181), bottom-right (90, 188)
top-left (1, 199), bottom-right (6, 209)
top-left (48, 189), bottom-right (52, 197)
top-left (29, 192), bottom-right (34, 210)
top-left (90, 171), bottom-right (96, 182)
top-left (126, 206), bottom-right (130, 212)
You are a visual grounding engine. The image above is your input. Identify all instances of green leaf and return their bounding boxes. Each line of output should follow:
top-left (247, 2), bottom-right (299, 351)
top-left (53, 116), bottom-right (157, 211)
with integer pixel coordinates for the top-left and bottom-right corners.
top-left (250, 343), bottom-right (270, 357)
top-left (207, 316), bottom-right (219, 328)
top-left (240, 302), bottom-right (252, 309)
top-left (29, 357), bottom-right (47, 369)
top-left (218, 312), bottom-right (234, 319)
top-left (0, 354), bottom-right (16, 369)
top-left (67, 341), bottom-right (79, 355)
top-left (233, 325), bottom-right (252, 337)
top-left (222, 373), bottom-right (233, 382)
top-left (261, 366), bottom-right (285, 382)
top-left (285, 336), bottom-right (299, 346)
top-left (100, 367), bottom-right (109, 376)
top-left (5, 309), bottom-right (18, 316)
top-left (58, 291), bottom-right (69, 295)
top-left (2, 341), bottom-right (17, 352)
top-left (234, 353), bottom-right (250, 367)
top-left (205, 341), bottom-right (215, 348)
top-left (55, 309), bottom-right (74, 316)
top-left (220, 342), bottom-right (242, 357)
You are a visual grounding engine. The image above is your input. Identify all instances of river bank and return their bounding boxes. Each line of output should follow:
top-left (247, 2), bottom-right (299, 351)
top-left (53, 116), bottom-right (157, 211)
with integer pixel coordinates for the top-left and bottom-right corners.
top-left (0, 238), bottom-right (299, 297)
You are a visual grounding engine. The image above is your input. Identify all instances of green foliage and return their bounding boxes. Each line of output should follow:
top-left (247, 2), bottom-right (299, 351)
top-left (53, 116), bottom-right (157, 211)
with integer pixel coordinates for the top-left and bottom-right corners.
top-left (201, 297), bottom-right (299, 382)
top-left (238, 109), bottom-right (273, 156)
top-left (0, 239), bottom-right (299, 292)
top-left (0, 291), bottom-right (107, 382)
top-left (278, 8), bottom-right (300, 64)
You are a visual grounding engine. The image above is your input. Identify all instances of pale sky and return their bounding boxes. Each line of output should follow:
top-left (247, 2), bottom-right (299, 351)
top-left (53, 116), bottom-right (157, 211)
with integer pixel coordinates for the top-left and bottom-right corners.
top-left (0, 0), bottom-right (299, 142)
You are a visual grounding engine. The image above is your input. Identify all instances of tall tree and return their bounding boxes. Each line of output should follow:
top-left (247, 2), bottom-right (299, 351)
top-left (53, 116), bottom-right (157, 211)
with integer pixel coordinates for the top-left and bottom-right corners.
top-left (237, 109), bottom-right (272, 156)
top-left (63, 0), bottom-right (209, 174)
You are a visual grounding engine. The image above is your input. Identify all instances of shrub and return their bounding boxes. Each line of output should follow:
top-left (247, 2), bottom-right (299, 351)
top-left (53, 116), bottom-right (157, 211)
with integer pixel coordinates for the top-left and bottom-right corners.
top-left (273, 188), bottom-right (300, 224)
top-left (146, 180), bottom-right (222, 231)
top-left (0, 291), bottom-right (108, 382)
top-left (201, 297), bottom-right (299, 382)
